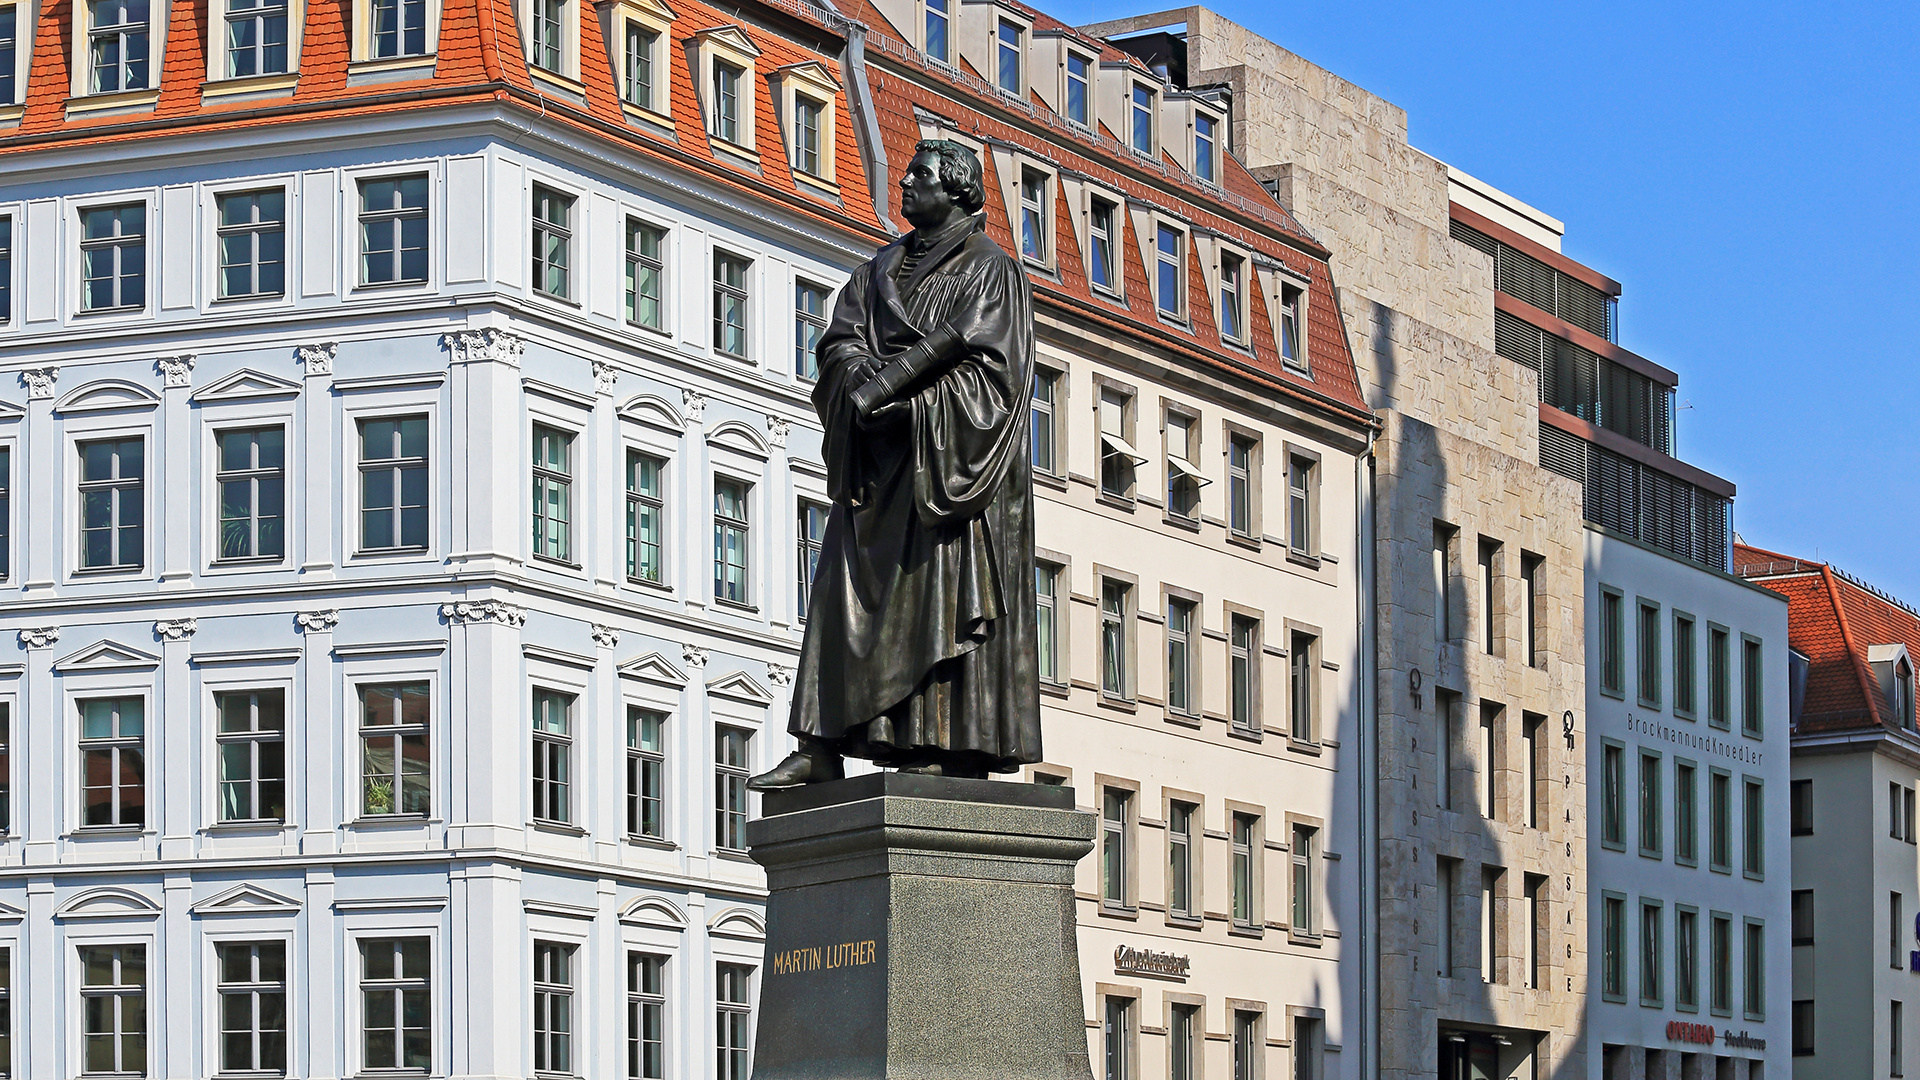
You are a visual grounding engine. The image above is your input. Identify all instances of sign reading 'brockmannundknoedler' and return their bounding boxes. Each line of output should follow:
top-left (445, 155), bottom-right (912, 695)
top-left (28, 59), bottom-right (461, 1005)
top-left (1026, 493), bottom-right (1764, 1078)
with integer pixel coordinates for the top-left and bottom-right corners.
top-left (1114, 944), bottom-right (1192, 981)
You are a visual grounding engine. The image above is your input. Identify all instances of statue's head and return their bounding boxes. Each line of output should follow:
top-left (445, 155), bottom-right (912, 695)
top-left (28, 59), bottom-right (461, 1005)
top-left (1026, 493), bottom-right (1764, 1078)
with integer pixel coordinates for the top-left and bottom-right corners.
top-left (901, 139), bottom-right (985, 230)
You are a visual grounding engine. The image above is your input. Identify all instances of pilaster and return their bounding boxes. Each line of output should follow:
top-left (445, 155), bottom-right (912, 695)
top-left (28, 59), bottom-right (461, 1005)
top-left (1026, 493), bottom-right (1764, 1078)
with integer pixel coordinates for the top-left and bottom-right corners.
top-left (158, 356), bottom-right (194, 586)
top-left (22, 368), bottom-right (56, 591)
top-left (298, 609), bottom-right (340, 855)
top-left (155, 617), bottom-right (197, 859)
top-left (298, 343), bottom-right (336, 577)
top-left (21, 627), bottom-right (59, 864)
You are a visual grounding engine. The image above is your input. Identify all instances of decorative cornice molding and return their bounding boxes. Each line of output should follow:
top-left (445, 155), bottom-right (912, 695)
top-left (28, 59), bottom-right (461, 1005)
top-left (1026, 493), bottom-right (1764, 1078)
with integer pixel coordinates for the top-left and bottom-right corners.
top-left (591, 624), bottom-right (620, 649)
top-left (18, 627), bottom-right (60, 649)
top-left (155, 355), bottom-right (196, 388)
top-left (767, 662), bottom-right (794, 687)
top-left (445, 328), bottom-right (525, 367)
top-left (766, 414), bottom-right (790, 447)
top-left (441, 600), bottom-right (528, 628)
top-left (593, 360), bottom-right (618, 395)
top-left (21, 367), bottom-right (57, 400)
top-left (296, 342), bottom-right (336, 377)
top-left (153, 618), bottom-right (198, 641)
top-left (681, 389), bottom-right (708, 425)
top-left (681, 643), bottom-right (710, 667)
top-left (295, 609), bottom-right (340, 633)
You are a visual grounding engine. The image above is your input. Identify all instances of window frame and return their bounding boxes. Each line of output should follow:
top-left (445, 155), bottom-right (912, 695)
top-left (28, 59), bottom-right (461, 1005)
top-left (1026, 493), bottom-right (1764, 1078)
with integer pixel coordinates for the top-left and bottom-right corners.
top-left (355, 412), bottom-right (430, 555)
top-left (1740, 633), bottom-right (1764, 737)
top-left (712, 474), bottom-right (752, 607)
top-left (213, 187), bottom-right (289, 300)
top-left (1707, 623), bottom-right (1732, 729)
top-left (352, 0), bottom-right (437, 61)
top-left (77, 942), bottom-right (149, 1076)
top-left (715, 962), bottom-right (754, 1080)
top-left (1672, 610), bottom-right (1698, 719)
top-left (212, 423), bottom-right (289, 564)
top-left (1062, 48), bottom-right (1092, 129)
top-left (76, 694), bottom-right (148, 831)
top-left (1030, 364), bottom-right (1065, 481)
top-left (354, 172), bottom-right (431, 288)
top-left (1708, 766), bottom-right (1733, 873)
top-left (1637, 598), bottom-right (1661, 709)
top-left (532, 939), bottom-right (576, 1076)
top-left (1676, 904), bottom-right (1700, 1012)
top-left (1742, 774), bottom-right (1765, 880)
top-left (530, 183), bottom-right (577, 302)
top-left (213, 939), bottom-right (290, 1076)
top-left (1095, 380), bottom-right (1142, 504)
top-left (356, 681), bottom-right (431, 819)
top-left (1638, 748), bottom-right (1662, 859)
top-left (994, 17), bottom-right (1025, 98)
top-left (77, 201), bottom-right (148, 314)
top-left (530, 422), bottom-right (577, 566)
top-left (714, 726), bottom-right (751, 852)
top-left (1283, 445), bottom-right (1320, 564)
top-left (1287, 624), bottom-right (1320, 746)
top-left (1162, 406), bottom-right (1204, 524)
top-left (1191, 103), bottom-right (1221, 185)
top-left (692, 27), bottom-right (761, 155)
top-left (1599, 738), bottom-right (1625, 851)
top-left (1598, 585), bottom-right (1625, 699)
top-left (75, 433), bottom-right (149, 574)
top-left (1152, 219), bottom-right (1187, 320)
top-left (1227, 609), bottom-right (1262, 739)
top-left (1640, 898), bottom-right (1664, 1007)
top-left (1674, 757), bottom-right (1698, 866)
top-left (625, 448), bottom-right (666, 586)
top-left (1287, 818), bottom-right (1320, 941)
top-left (1164, 793), bottom-right (1201, 922)
top-left (626, 950), bottom-right (668, 1080)
top-left (794, 278), bottom-right (830, 381)
top-left (79, 0), bottom-right (155, 96)
top-left (1164, 591), bottom-right (1200, 720)
top-left (1097, 571), bottom-right (1136, 703)
top-left (531, 688), bottom-right (575, 826)
top-left (1224, 425), bottom-right (1260, 543)
top-left (1098, 780), bottom-right (1137, 913)
top-left (213, 686), bottom-right (289, 824)
top-left (1084, 193), bottom-right (1121, 298)
top-left (625, 706), bottom-right (667, 840)
top-left (1273, 274), bottom-right (1308, 374)
top-left (772, 63), bottom-right (841, 190)
top-left (796, 497), bottom-right (828, 617)
top-left (920, 0), bottom-right (948, 64)
top-left (1128, 80), bottom-right (1157, 157)
top-left (1018, 165), bottom-right (1052, 269)
top-left (1600, 891), bottom-right (1627, 1002)
top-left (711, 249), bottom-right (753, 360)
top-left (1034, 556), bottom-right (1067, 690)
top-left (1216, 248), bottom-right (1248, 346)
top-left (358, 936), bottom-right (433, 1074)
top-left (1228, 806), bottom-right (1263, 933)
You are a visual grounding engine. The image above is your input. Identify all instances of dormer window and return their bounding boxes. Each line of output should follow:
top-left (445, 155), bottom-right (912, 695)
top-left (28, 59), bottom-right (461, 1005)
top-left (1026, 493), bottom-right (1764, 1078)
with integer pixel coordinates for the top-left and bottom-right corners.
top-left (1019, 169), bottom-right (1049, 265)
top-left (1064, 52), bottom-right (1090, 127)
top-left (224, 0), bottom-right (288, 76)
top-left (1218, 251), bottom-right (1246, 344)
top-left (1897, 660), bottom-right (1913, 729)
top-left (1130, 83), bottom-right (1156, 156)
top-left (1087, 196), bottom-right (1118, 295)
top-left (520, 0), bottom-right (578, 80)
top-left (369, 0), bottom-right (427, 58)
top-left (996, 19), bottom-right (1022, 96)
top-left (714, 62), bottom-right (742, 141)
top-left (607, 0), bottom-right (675, 122)
top-left (923, 0), bottom-right (948, 63)
top-left (693, 26), bottom-right (761, 157)
top-left (794, 99), bottom-right (822, 174)
top-left (1277, 280), bottom-right (1305, 370)
top-left (531, 0), bottom-right (563, 71)
top-left (1194, 111), bottom-right (1218, 183)
top-left (89, 0), bottom-right (151, 92)
top-left (1154, 222), bottom-right (1184, 318)
top-left (772, 61), bottom-right (839, 190)
top-left (0, 4), bottom-right (17, 104)
top-left (623, 24), bottom-right (656, 106)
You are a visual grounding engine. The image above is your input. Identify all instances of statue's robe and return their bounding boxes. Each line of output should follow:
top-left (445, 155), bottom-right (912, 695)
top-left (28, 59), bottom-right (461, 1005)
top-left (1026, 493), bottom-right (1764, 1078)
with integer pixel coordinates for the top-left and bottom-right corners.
top-left (788, 216), bottom-right (1041, 772)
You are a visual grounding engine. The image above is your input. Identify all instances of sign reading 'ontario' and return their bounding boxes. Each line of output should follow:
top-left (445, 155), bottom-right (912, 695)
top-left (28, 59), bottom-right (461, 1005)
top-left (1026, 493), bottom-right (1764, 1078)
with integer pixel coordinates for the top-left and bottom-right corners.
top-left (768, 940), bottom-right (879, 976)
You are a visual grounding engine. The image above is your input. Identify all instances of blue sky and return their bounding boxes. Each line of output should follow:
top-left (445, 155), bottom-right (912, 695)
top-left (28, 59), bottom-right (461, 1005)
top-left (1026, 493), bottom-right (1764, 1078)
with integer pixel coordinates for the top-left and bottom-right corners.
top-left (1049, 0), bottom-right (1920, 600)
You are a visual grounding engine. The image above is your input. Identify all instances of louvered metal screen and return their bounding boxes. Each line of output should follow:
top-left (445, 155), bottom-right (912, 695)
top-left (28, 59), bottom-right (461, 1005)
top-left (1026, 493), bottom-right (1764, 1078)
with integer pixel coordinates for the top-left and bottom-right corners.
top-left (1498, 311), bottom-right (1672, 455)
top-left (1536, 422), bottom-right (1729, 571)
top-left (1451, 218), bottom-right (1617, 341)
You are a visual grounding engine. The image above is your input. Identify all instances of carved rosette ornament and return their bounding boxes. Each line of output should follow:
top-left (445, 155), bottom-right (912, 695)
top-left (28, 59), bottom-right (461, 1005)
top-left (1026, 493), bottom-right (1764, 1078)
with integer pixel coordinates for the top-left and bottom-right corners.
top-left (440, 600), bottom-right (528, 628)
top-left (766, 663), bottom-right (795, 687)
top-left (156, 355), bottom-right (197, 388)
top-left (766, 415), bottom-right (791, 448)
top-left (681, 389), bottom-right (708, 425)
top-left (444, 328), bottom-right (525, 367)
top-left (21, 367), bottom-right (57, 400)
top-left (296, 342), bottom-right (337, 377)
top-left (593, 360), bottom-right (618, 395)
top-left (295, 609), bottom-right (341, 632)
top-left (18, 627), bottom-right (60, 649)
top-left (591, 624), bottom-right (620, 649)
top-left (681, 643), bottom-right (710, 667)
top-left (154, 618), bottom-right (199, 641)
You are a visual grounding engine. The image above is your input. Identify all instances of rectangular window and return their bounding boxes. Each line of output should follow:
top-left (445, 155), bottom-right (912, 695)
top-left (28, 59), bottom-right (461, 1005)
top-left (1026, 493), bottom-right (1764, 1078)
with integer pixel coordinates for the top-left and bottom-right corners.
top-left (217, 942), bottom-right (287, 1075)
top-left (1899, 1001), bottom-right (1908, 1077)
top-left (1522, 713), bottom-right (1543, 828)
top-left (1100, 579), bottom-right (1130, 698)
top-left (1165, 413), bottom-right (1201, 520)
top-left (361, 938), bottom-right (430, 1072)
top-left (79, 696), bottom-right (145, 828)
top-left (531, 424), bottom-right (574, 563)
top-left (1639, 601), bottom-right (1661, 707)
top-left (1230, 615), bottom-right (1259, 735)
top-left (1478, 703), bottom-right (1499, 819)
top-left (1290, 631), bottom-right (1317, 743)
top-left (622, 22), bottom-right (657, 108)
top-left (1064, 52), bottom-right (1089, 126)
top-left (625, 707), bottom-right (665, 839)
top-left (1218, 252), bottom-right (1244, 342)
top-left (1438, 858), bottom-right (1456, 974)
top-left (1744, 778), bottom-right (1764, 877)
top-left (1169, 1001), bottom-right (1197, 1080)
top-left (1166, 598), bottom-right (1196, 716)
top-left (1520, 553), bottom-right (1541, 666)
top-left (1087, 198), bottom-right (1116, 293)
top-left (1710, 914), bottom-right (1732, 1014)
top-left (797, 500), bottom-right (827, 617)
top-left (713, 61), bottom-right (743, 142)
top-left (1287, 456), bottom-right (1314, 557)
top-left (79, 437), bottom-right (144, 570)
top-left (359, 683), bottom-right (429, 816)
top-left (216, 189), bottom-right (287, 298)
top-left (795, 280), bottom-right (828, 380)
top-left (1894, 782), bottom-right (1904, 841)
top-left (225, 0), bottom-right (288, 76)
top-left (81, 203), bottom-right (146, 310)
top-left (1675, 761), bottom-right (1698, 864)
top-left (1792, 1000), bottom-right (1814, 1056)
top-left (1742, 636), bottom-right (1764, 736)
top-left (0, 11), bottom-right (14, 105)
top-left (532, 689), bottom-right (573, 824)
top-left (1789, 889), bottom-right (1813, 946)
top-left (1677, 908), bottom-right (1699, 1010)
top-left (1167, 800), bottom-right (1197, 919)
top-left (531, 185), bottom-right (573, 298)
top-left (715, 727), bottom-right (750, 851)
top-left (1475, 540), bottom-right (1498, 655)
top-left (713, 252), bottom-right (750, 358)
top-left (1231, 1010), bottom-right (1259, 1080)
top-left (0, 217), bottom-right (10, 325)
top-left (1601, 743), bottom-right (1624, 847)
top-left (1035, 563), bottom-right (1060, 685)
top-left (0, 704), bottom-right (8, 834)
top-left (1641, 901), bottom-right (1664, 1004)
top-left (1436, 691), bottom-right (1458, 811)
top-left (1277, 282), bottom-right (1303, 370)
top-left (1291, 823), bottom-right (1316, 935)
top-left (88, 0), bottom-right (149, 92)
top-left (359, 416), bottom-right (428, 551)
top-left (216, 689), bottom-right (286, 822)
top-left (1030, 368), bottom-right (1059, 475)
top-left (1639, 751), bottom-right (1662, 857)
top-left (1744, 921), bottom-right (1765, 1019)
top-left (370, 0), bottom-right (427, 57)
top-left (626, 451), bottom-right (665, 584)
top-left (1896, 893), bottom-right (1906, 969)
top-left (1709, 626), bottom-right (1731, 727)
top-left (1909, 787), bottom-right (1917, 844)
top-left (1019, 169), bottom-right (1048, 264)
top-left (1101, 788), bottom-right (1132, 909)
top-left (1480, 869), bottom-right (1501, 983)
top-left (1155, 224), bottom-right (1182, 316)
top-left (1097, 388), bottom-right (1137, 499)
top-left (625, 220), bottom-right (665, 329)
top-left (1709, 770), bottom-right (1731, 870)
top-left (1231, 811), bottom-right (1258, 928)
top-left (79, 944), bottom-right (147, 1076)
top-left (1524, 874), bottom-right (1544, 989)
top-left (995, 19), bottom-right (1021, 95)
top-left (1674, 613), bottom-right (1697, 715)
top-left (216, 426), bottom-right (286, 561)
top-left (713, 478), bottom-right (750, 604)
top-left (627, 952), bottom-right (667, 1080)
top-left (1194, 112), bottom-right (1216, 183)
top-left (1601, 895), bottom-right (1625, 999)
top-left (793, 96), bottom-right (823, 176)
top-left (1103, 995), bottom-right (1133, 1080)
top-left (922, 0), bottom-right (946, 62)
top-left (1599, 588), bottom-right (1624, 696)
top-left (1434, 525), bottom-right (1456, 642)
top-left (716, 964), bottom-right (753, 1080)
top-left (533, 941), bottom-right (574, 1074)
top-left (1227, 434), bottom-right (1255, 538)
top-left (358, 175), bottom-right (429, 285)
top-left (1130, 83), bottom-right (1154, 155)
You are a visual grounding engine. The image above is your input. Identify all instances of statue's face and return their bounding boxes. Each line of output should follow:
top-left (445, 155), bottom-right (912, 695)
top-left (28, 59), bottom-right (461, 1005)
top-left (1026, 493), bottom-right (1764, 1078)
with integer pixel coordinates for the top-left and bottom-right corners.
top-left (900, 151), bottom-right (957, 225)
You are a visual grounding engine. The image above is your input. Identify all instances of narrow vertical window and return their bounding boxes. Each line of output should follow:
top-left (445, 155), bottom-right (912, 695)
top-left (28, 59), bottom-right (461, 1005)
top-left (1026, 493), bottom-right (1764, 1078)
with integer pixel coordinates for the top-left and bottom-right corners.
top-left (712, 62), bottom-right (742, 142)
top-left (1476, 539), bottom-right (1499, 654)
top-left (1155, 224), bottom-right (1183, 316)
top-left (1708, 626), bottom-right (1731, 727)
top-left (358, 416), bottom-right (428, 551)
top-left (626, 707), bottom-right (665, 838)
top-left (0, 704), bottom-right (8, 834)
top-left (1019, 169), bottom-right (1048, 263)
top-left (1227, 435), bottom-right (1255, 538)
top-left (1520, 553), bottom-right (1541, 667)
top-left (1744, 778), bottom-right (1764, 876)
top-left (216, 689), bottom-right (287, 822)
top-left (79, 697), bottom-right (145, 828)
top-left (1521, 713), bottom-right (1544, 828)
top-left (1673, 613), bottom-right (1698, 714)
top-left (1710, 915), bottom-right (1732, 1013)
top-left (369, 0), bottom-right (427, 57)
top-left (715, 964), bottom-right (753, 1079)
top-left (1035, 563), bottom-right (1060, 685)
top-left (1675, 761), bottom-right (1698, 863)
top-left (1677, 908), bottom-right (1699, 1009)
top-left (1601, 743), bottom-right (1623, 846)
top-left (1524, 875), bottom-right (1544, 989)
top-left (1436, 691), bottom-right (1457, 810)
top-left (1100, 580), bottom-right (1130, 698)
top-left (225, 0), bottom-right (288, 76)
top-left (217, 942), bottom-right (288, 1076)
top-left (1103, 996), bottom-right (1133, 1080)
top-left (1792, 1000), bottom-right (1814, 1056)
top-left (797, 500), bottom-right (827, 616)
top-left (1101, 788), bottom-right (1131, 909)
top-left (79, 437), bottom-right (145, 570)
top-left (1791, 890), bottom-right (1813, 942)
top-left (1897, 1001), bottom-right (1907, 1077)
top-left (1744, 921), bottom-right (1765, 1018)
top-left (627, 952), bottom-right (667, 1080)
top-left (1742, 637), bottom-right (1764, 736)
top-left (1639, 751), bottom-right (1662, 856)
top-left (359, 683), bottom-right (430, 816)
top-left (1709, 770), bottom-right (1732, 870)
top-left (1289, 631), bottom-right (1317, 742)
top-left (1479, 703), bottom-right (1499, 819)
top-left (1639, 601), bottom-right (1662, 706)
top-left (795, 281), bottom-right (828, 380)
top-left (1898, 893), bottom-right (1908, 969)
top-left (1194, 112), bottom-right (1216, 183)
top-left (1790, 777), bottom-right (1813, 835)
top-left (713, 252), bottom-right (751, 358)
top-left (1601, 895), bottom-right (1625, 998)
top-left (1231, 1011), bottom-right (1260, 1080)
top-left (921, 0), bottom-right (947, 63)
top-left (715, 727), bottom-right (750, 850)
top-left (1291, 823), bottom-right (1316, 934)
top-left (1167, 800), bottom-right (1196, 918)
top-left (793, 96), bottom-right (823, 176)
top-left (1287, 456), bottom-right (1314, 557)
top-left (0, 9), bottom-right (15, 105)
top-left (79, 945), bottom-right (147, 1076)
top-left (1166, 598), bottom-right (1196, 716)
top-left (80, 204), bottom-right (146, 310)
top-left (712, 479), bottom-right (750, 604)
top-left (1641, 902), bottom-right (1663, 1005)
top-left (623, 23), bottom-right (657, 108)
top-left (361, 938), bottom-right (431, 1072)
top-left (995, 19), bottom-right (1021, 95)
top-left (1064, 53), bottom-right (1089, 126)
top-left (1169, 1001), bottom-right (1197, 1080)
top-left (532, 689), bottom-right (573, 824)
top-left (216, 189), bottom-right (287, 297)
top-left (533, 942), bottom-right (574, 1074)
top-left (1030, 369), bottom-right (1059, 474)
top-left (1438, 858), bottom-right (1456, 973)
top-left (358, 175), bottom-right (429, 284)
top-left (531, 185), bottom-right (574, 298)
top-left (87, 0), bottom-right (150, 92)
top-left (625, 220), bottom-right (665, 329)
top-left (1481, 869), bottom-right (1501, 983)
top-left (1165, 413), bottom-right (1201, 520)
top-left (1130, 83), bottom-right (1154, 154)
top-left (625, 451), bottom-right (665, 584)
top-left (1599, 589), bottom-right (1624, 695)
top-left (1087, 198), bottom-right (1116, 293)
top-left (0, 216), bottom-right (11, 324)
top-left (216, 426), bottom-right (287, 560)
top-left (1433, 526), bottom-right (1455, 643)
top-left (1230, 812), bottom-right (1257, 928)
top-left (1229, 615), bottom-right (1258, 735)
top-left (1097, 389), bottom-right (1138, 498)
top-left (1217, 252), bottom-right (1244, 342)
top-left (531, 424), bottom-right (574, 563)
top-left (1278, 283), bottom-right (1304, 369)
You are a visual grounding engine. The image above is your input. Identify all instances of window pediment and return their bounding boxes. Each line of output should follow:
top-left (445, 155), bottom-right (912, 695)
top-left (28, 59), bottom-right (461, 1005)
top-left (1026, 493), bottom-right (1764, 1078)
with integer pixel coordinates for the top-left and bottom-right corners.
top-left (690, 24), bottom-right (760, 62)
top-left (619, 393), bottom-right (686, 434)
top-left (706, 669), bottom-right (773, 705)
top-left (618, 650), bottom-right (689, 687)
top-left (53, 379), bottom-right (161, 415)
top-left (53, 639), bottom-right (162, 672)
top-left (191, 368), bottom-right (304, 403)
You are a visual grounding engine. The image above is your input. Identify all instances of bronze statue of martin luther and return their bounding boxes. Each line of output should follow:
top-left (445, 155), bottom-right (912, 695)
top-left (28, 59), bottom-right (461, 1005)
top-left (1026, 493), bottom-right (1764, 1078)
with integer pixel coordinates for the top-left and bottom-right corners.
top-left (749, 140), bottom-right (1042, 789)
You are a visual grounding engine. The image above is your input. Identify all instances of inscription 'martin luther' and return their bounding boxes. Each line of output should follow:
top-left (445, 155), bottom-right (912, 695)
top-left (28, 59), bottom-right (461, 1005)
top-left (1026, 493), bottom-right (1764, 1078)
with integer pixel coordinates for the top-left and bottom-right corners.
top-left (768, 940), bottom-right (879, 976)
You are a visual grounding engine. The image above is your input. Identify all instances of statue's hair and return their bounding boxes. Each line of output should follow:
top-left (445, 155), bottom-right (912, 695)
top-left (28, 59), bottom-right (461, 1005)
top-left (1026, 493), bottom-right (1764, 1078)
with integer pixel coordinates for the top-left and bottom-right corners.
top-left (913, 139), bottom-right (987, 215)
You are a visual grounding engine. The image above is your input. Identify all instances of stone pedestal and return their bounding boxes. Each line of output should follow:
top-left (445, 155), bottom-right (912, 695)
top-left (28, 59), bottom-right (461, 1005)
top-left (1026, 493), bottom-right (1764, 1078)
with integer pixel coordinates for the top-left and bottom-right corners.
top-left (746, 773), bottom-right (1096, 1080)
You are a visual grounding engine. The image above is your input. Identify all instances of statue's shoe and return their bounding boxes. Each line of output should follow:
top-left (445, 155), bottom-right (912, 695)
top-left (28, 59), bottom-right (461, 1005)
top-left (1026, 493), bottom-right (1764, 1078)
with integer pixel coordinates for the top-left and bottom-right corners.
top-left (747, 749), bottom-right (846, 790)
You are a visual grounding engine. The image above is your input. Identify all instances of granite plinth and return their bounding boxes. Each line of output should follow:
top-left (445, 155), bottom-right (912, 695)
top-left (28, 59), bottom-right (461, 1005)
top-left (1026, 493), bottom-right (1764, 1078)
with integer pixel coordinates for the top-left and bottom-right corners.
top-left (746, 774), bottom-right (1096, 1080)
